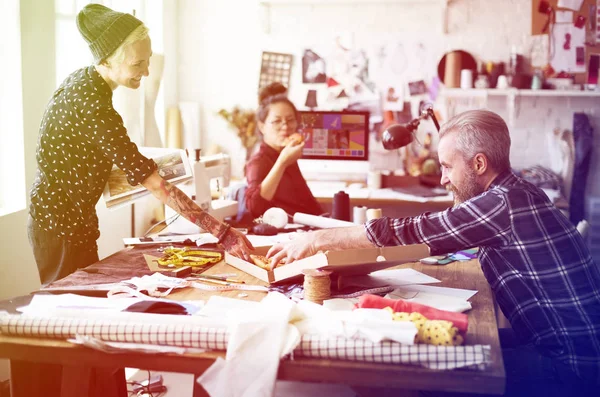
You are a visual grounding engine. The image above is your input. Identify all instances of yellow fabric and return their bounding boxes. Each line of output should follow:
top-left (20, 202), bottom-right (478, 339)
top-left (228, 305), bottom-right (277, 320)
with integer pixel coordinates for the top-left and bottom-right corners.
top-left (384, 307), bottom-right (464, 346)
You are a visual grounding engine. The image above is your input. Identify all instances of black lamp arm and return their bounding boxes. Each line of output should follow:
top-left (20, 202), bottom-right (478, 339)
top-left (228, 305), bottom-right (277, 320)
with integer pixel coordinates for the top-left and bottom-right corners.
top-left (425, 107), bottom-right (441, 132)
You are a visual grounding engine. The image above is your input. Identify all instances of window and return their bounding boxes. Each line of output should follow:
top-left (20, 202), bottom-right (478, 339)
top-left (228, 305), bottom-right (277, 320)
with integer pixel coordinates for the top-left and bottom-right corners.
top-left (0, 0), bottom-right (25, 216)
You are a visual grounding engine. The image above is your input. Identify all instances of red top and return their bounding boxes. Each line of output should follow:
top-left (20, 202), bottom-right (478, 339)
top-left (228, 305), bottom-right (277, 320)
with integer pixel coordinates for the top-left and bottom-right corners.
top-left (244, 142), bottom-right (322, 218)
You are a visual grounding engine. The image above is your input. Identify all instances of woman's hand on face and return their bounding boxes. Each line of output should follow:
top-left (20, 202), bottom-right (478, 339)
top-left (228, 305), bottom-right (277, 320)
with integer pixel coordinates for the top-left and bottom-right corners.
top-left (221, 228), bottom-right (254, 261)
top-left (278, 141), bottom-right (305, 168)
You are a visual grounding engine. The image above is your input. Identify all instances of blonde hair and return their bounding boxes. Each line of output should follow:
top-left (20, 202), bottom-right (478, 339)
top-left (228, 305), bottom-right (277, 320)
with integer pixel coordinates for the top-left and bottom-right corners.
top-left (102, 24), bottom-right (149, 66)
top-left (439, 109), bottom-right (511, 172)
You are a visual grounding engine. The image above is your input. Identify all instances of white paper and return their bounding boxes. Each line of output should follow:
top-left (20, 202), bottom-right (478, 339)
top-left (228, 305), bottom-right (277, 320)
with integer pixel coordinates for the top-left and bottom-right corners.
top-left (557, 0), bottom-right (584, 11)
top-left (19, 294), bottom-right (144, 315)
top-left (293, 213), bottom-right (355, 229)
top-left (389, 284), bottom-right (477, 300)
top-left (371, 268), bottom-right (441, 284)
top-left (550, 23), bottom-right (586, 73)
top-left (246, 233), bottom-right (295, 248)
top-left (385, 285), bottom-right (475, 313)
top-left (555, 10), bottom-right (574, 23)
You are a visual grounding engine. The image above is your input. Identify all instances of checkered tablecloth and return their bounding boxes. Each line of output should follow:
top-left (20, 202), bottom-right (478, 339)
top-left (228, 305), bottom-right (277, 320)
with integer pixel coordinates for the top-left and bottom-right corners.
top-left (0, 313), bottom-right (491, 370)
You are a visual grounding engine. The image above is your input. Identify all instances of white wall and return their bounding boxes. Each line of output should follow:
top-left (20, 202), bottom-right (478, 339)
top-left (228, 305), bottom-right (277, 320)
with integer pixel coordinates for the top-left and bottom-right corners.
top-left (0, 0), bottom-right (55, 381)
top-left (177, 0), bottom-right (600, 251)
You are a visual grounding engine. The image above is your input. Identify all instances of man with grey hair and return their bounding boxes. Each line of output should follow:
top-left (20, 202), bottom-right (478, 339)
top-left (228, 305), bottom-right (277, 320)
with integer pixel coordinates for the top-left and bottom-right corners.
top-left (268, 109), bottom-right (600, 394)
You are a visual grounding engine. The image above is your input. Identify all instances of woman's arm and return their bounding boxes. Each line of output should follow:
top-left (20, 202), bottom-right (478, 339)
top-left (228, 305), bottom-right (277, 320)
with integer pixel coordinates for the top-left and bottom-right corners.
top-left (260, 142), bottom-right (304, 201)
top-left (142, 171), bottom-right (253, 259)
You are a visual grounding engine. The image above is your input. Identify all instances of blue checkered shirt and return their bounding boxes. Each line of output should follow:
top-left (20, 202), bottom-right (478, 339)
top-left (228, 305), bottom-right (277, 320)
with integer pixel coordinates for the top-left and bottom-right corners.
top-left (366, 170), bottom-right (600, 382)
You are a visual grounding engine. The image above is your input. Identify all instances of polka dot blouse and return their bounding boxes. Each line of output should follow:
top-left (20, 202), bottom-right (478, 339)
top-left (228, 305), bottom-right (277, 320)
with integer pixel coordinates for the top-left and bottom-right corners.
top-left (29, 65), bottom-right (157, 245)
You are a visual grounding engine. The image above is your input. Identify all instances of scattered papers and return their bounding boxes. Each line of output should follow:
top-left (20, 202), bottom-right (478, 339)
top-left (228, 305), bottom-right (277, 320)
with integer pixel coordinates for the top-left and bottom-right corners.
top-left (19, 294), bottom-right (142, 315)
top-left (18, 293), bottom-right (205, 316)
top-left (246, 233), bottom-right (295, 248)
top-left (385, 285), bottom-right (477, 313)
top-left (340, 268), bottom-right (440, 289)
top-left (557, 0), bottom-right (584, 11)
top-left (555, 10), bottom-right (573, 24)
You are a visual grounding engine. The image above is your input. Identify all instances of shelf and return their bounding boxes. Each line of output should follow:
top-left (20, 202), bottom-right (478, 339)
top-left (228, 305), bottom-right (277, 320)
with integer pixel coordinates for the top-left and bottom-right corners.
top-left (259, 0), bottom-right (451, 33)
top-left (442, 88), bottom-right (600, 98)
top-left (259, 0), bottom-right (447, 4)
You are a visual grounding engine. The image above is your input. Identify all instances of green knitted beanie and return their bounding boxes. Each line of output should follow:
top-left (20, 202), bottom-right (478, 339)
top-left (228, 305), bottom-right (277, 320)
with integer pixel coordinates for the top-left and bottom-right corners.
top-left (76, 3), bottom-right (143, 63)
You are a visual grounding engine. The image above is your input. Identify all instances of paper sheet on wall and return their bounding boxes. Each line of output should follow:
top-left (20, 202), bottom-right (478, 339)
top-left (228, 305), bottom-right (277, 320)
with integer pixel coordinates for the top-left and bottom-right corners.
top-left (557, 0), bottom-right (584, 10)
top-left (555, 11), bottom-right (574, 23)
top-left (550, 23), bottom-right (586, 73)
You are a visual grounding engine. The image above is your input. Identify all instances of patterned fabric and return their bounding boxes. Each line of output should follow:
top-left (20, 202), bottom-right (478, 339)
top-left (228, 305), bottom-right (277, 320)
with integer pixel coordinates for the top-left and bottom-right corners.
top-left (29, 65), bottom-right (157, 244)
top-left (0, 313), bottom-right (491, 371)
top-left (244, 142), bottom-right (322, 218)
top-left (515, 165), bottom-right (562, 191)
top-left (365, 170), bottom-right (600, 382)
top-left (295, 335), bottom-right (490, 370)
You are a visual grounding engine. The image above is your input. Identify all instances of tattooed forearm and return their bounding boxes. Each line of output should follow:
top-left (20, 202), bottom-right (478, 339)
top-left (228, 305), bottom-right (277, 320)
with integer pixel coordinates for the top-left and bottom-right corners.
top-left (158, 179), bottom-right (226, 236)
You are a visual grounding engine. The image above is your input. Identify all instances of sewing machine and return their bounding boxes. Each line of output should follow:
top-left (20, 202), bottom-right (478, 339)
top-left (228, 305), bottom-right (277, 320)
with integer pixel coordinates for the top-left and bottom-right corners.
top-left (165, 153), bottom-right (238, 234)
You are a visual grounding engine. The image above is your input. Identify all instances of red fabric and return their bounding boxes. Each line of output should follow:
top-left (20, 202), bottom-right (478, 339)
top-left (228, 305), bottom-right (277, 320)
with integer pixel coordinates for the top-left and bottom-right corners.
top-left (357, 294), bottom-right (469, 333)
top-left (244, 142), bottom-right (322, 218)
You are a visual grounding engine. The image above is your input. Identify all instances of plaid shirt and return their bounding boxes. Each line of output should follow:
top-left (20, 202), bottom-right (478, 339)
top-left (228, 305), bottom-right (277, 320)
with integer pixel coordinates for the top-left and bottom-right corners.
top-left (366, 170), bottom-right (600, 382)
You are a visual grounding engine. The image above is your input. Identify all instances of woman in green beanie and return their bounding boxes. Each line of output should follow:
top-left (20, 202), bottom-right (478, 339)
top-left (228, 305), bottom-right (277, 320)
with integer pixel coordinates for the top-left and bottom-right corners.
top-left (28, 4), bottom-right (253, 284)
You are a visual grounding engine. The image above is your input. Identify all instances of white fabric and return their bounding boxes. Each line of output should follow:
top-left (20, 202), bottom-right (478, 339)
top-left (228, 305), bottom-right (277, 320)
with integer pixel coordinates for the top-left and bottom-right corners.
top-left (197, 293), bottom-right (298, 397)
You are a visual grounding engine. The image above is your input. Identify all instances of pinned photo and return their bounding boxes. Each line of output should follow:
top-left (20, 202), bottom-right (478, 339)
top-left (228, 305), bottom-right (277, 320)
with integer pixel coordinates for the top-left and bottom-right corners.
top-left (408, 80), bottom-right (427, 96)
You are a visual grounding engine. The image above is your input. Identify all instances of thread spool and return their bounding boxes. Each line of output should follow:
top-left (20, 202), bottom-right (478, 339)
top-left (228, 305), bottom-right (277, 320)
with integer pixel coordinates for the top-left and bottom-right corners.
top-left (366, 208), bottom-right (383, 221)
top-left (353, 206), bottom-right (367, 224)
top-left (332, 191), bottom-right (350, 221)
top-left (367, 171), bottom-right (382, 190)
top-left (443, 51), bottom-right (462, 88)
top-left (460, 69), bottom-right (473, 89)
top-left (302, 269), bottom-right (332, 305)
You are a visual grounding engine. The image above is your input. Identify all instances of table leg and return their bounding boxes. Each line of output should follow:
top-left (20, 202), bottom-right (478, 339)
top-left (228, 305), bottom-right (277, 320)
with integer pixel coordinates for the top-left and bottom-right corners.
top-left (9, 360), bottom-right (62, 397)
top-left (9, 360), bottom-right (126, 397)
top-left (353, 386), bottom-right (420, 397)
top-left (59, 365), bottom-right (92, 397)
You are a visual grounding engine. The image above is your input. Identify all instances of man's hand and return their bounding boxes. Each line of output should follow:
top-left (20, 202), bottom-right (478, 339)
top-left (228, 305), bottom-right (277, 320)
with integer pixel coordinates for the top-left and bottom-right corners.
top-left (266, 231), bottom-right (321, 269)
top-left (221, 228), bottom-right (254, 261)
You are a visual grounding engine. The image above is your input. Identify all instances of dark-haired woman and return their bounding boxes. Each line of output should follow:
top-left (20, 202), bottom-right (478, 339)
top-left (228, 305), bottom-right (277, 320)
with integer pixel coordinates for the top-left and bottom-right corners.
top-left (244, 88), bottom-right (322, 218)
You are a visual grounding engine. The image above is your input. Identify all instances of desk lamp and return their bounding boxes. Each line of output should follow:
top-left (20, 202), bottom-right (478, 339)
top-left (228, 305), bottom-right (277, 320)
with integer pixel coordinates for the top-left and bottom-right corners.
top-left (382, 106), bottom-right (440, 150)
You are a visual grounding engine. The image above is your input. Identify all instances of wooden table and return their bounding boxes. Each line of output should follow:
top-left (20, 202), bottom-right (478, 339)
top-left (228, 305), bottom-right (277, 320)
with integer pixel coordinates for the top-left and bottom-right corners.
top-left (0, 252), bottom-right (505, 397)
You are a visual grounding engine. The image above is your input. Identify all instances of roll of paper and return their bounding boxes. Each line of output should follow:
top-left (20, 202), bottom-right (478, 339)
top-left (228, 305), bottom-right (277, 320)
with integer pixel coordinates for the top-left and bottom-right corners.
top-left (263, 207), bottom-right (288, 229)
top-left (293, 213), bottom-right (355, 229)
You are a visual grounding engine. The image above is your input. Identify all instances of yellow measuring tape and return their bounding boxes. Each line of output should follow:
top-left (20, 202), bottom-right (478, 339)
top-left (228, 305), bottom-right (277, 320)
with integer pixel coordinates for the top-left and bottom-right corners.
top-left (156, 247), bottom-right (223, 268)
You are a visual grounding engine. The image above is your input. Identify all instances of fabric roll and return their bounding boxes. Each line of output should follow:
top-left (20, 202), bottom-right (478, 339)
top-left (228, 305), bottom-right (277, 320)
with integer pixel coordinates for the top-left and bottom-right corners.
top-left (165, 107), bottom-right (182, 149)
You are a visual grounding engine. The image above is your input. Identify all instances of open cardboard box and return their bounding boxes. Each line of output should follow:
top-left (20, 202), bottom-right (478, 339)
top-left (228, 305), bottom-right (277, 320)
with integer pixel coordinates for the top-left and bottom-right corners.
top-left (225, 244), bottom-right (430, 284)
